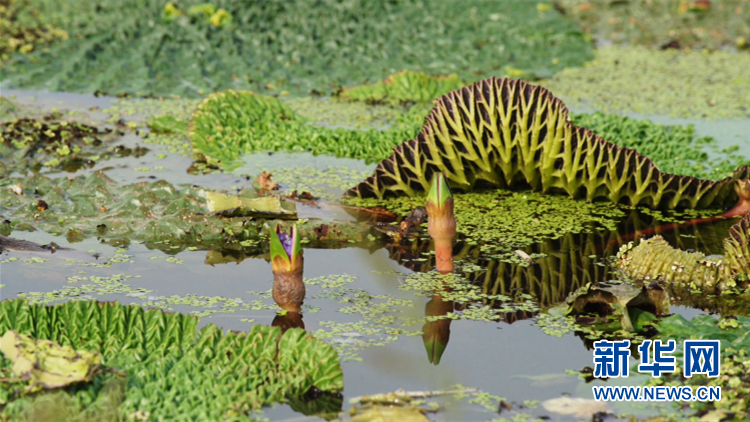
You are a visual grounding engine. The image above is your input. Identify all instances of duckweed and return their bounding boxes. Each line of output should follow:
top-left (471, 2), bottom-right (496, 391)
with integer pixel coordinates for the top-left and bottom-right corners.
top-left (541, 46), bottom-right (750, 120)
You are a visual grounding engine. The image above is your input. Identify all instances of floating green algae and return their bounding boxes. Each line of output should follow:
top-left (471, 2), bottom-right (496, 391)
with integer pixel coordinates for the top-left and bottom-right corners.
top-left (0, 299), bottom-right (343, 421)
top-left (0, 0), bottom-right (68, 63)
top-left (560, 0), bottom-right (750, 51)
top-left (2, 0), bottom-right (591, 96)
top-left (0, 171), bottom-right (380, 251)
top-left (339, 70), bottom-right (465, 105)
top-left (348, 188), bottom-right (625, 258)
top-left (0, 113), bottom-right (130, 175)
top-left (541, 46), bottom-right (750, 120)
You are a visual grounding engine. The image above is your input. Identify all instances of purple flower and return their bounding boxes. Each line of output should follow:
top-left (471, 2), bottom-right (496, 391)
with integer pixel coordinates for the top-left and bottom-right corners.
top-left (277, 231), bottom-right (293, 258)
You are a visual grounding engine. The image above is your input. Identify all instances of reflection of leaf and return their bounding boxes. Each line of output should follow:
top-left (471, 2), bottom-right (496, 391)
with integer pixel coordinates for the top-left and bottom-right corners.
top-left (567, 283), bottom-right (669, 332)
top-left (288, 392), bottom-right (343, 420)
top-left (349, 404), bottom-right (430, 422)
top-left (205, 191), bottom-right (297, 218)
top-left (0, 330), bottom-right (102, 394)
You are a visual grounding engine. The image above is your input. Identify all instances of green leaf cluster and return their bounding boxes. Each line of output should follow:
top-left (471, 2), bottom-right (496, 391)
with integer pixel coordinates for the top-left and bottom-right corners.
top-left (0, 0), bottom-right (68, 63)
top-left (0, 299), bottom-right (343, 421)
top-left (0, 170), bottom-right (378, 251)
top-left (188, 90), bottom-right (424, 169)
top-left (339, 71), bottom-right (465, 105)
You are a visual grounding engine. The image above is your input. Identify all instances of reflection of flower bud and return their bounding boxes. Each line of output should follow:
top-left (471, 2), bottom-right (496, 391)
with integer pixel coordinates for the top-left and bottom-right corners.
top-left (426, 172), bottom-right (456, 242)
top-left (271, 224), bottom-right (305, 312)
top-left (723, 179), bottom-right (750, 218)
top-left (422, 295), bottom-right (453, 365)
top-left (272, 311), bottom-right (305, 332)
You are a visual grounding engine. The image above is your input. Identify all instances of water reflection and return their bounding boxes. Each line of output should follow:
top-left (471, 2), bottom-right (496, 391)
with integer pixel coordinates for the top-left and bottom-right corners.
top-left (389, 208), bottom-right (748, 319)
top-left (270, 224), bottom-right (306, 331)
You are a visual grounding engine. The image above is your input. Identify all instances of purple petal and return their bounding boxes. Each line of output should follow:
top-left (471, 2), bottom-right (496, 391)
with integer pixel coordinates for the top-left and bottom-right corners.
top-left (277, 231), bottom-right (293, 258)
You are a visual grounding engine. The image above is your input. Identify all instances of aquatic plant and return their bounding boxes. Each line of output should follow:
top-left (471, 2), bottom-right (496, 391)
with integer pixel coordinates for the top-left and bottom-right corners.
top-left (570, 112), bottom-right (750, 181)
top-left (560, 0), bottom-right (750, 52)
top-left (0, 0), bottom-right (68, 63)
top-left (0, 115), bottom-right (124, 174)
top-left (340, 70), bottom-right (464, 105)
top-left (0, 170), bottom-right (380, 251)
top-left (2, 0), bottom-right (591, 96)
top-left (540, 46), bottom-right (750, 119)
top-left (654, 314), bottom-right (750, 419)
top-left (346, 77), bottom-right (750, 212)
top-left (0, 330), bottom-right (103, 394)
top-left (421, 173), bottom-right (456, 365)
top-left (271, 224), bottom-right (306, 313)
top-left (563, 282), bottom-right (670, 333)
top-left (188, 90), bottom-right (422, 168)
top-left (617, 213), bottom-right (750, 294)
top-left (0, 299), bottom-right (343, 421)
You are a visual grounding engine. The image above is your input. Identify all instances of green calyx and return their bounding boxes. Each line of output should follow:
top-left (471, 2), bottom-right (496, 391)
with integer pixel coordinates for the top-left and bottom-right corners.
top-left (422, 334), bottom-right (448, 365)
top-left (426, 172), bottom-right (452, 211)
top-left (346, 77), bottom-right (750, 211)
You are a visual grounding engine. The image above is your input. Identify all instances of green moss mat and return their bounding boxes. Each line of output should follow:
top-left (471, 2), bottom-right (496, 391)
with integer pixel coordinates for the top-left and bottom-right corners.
top-left (1, 0), bottom-right (591, 97)
top-left (540, 46), bottom-right (750, 120)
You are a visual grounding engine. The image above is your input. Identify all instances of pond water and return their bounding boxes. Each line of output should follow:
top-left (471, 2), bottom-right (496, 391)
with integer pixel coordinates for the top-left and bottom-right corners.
top-left (2, 90), bottom-right (747, 421)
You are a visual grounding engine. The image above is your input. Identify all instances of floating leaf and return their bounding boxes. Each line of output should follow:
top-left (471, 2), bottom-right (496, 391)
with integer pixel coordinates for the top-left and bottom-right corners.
top-left (0, 330), bottom-right (102, 394)
top-left (346, 77), bottom-right (750, 212)
top-left (618, 213), bottom-right (750, 293)
top-left (205, 191), bottom-right (297, 218)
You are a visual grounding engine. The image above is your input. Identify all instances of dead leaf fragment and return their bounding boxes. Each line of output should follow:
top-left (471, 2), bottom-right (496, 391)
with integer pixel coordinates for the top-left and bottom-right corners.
top-left (10, 183), bottom-right (22, 196)
top-left (514, 249), bottom-right (533, 264)
top-left (542, 397), bottom-right (608, 418)
top-left (257, 172), bottom-right (279, 190)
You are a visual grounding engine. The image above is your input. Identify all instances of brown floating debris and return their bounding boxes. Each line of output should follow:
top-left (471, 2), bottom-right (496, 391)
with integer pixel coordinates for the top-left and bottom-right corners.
top-left (257, 172), bottom-right (279, 190)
